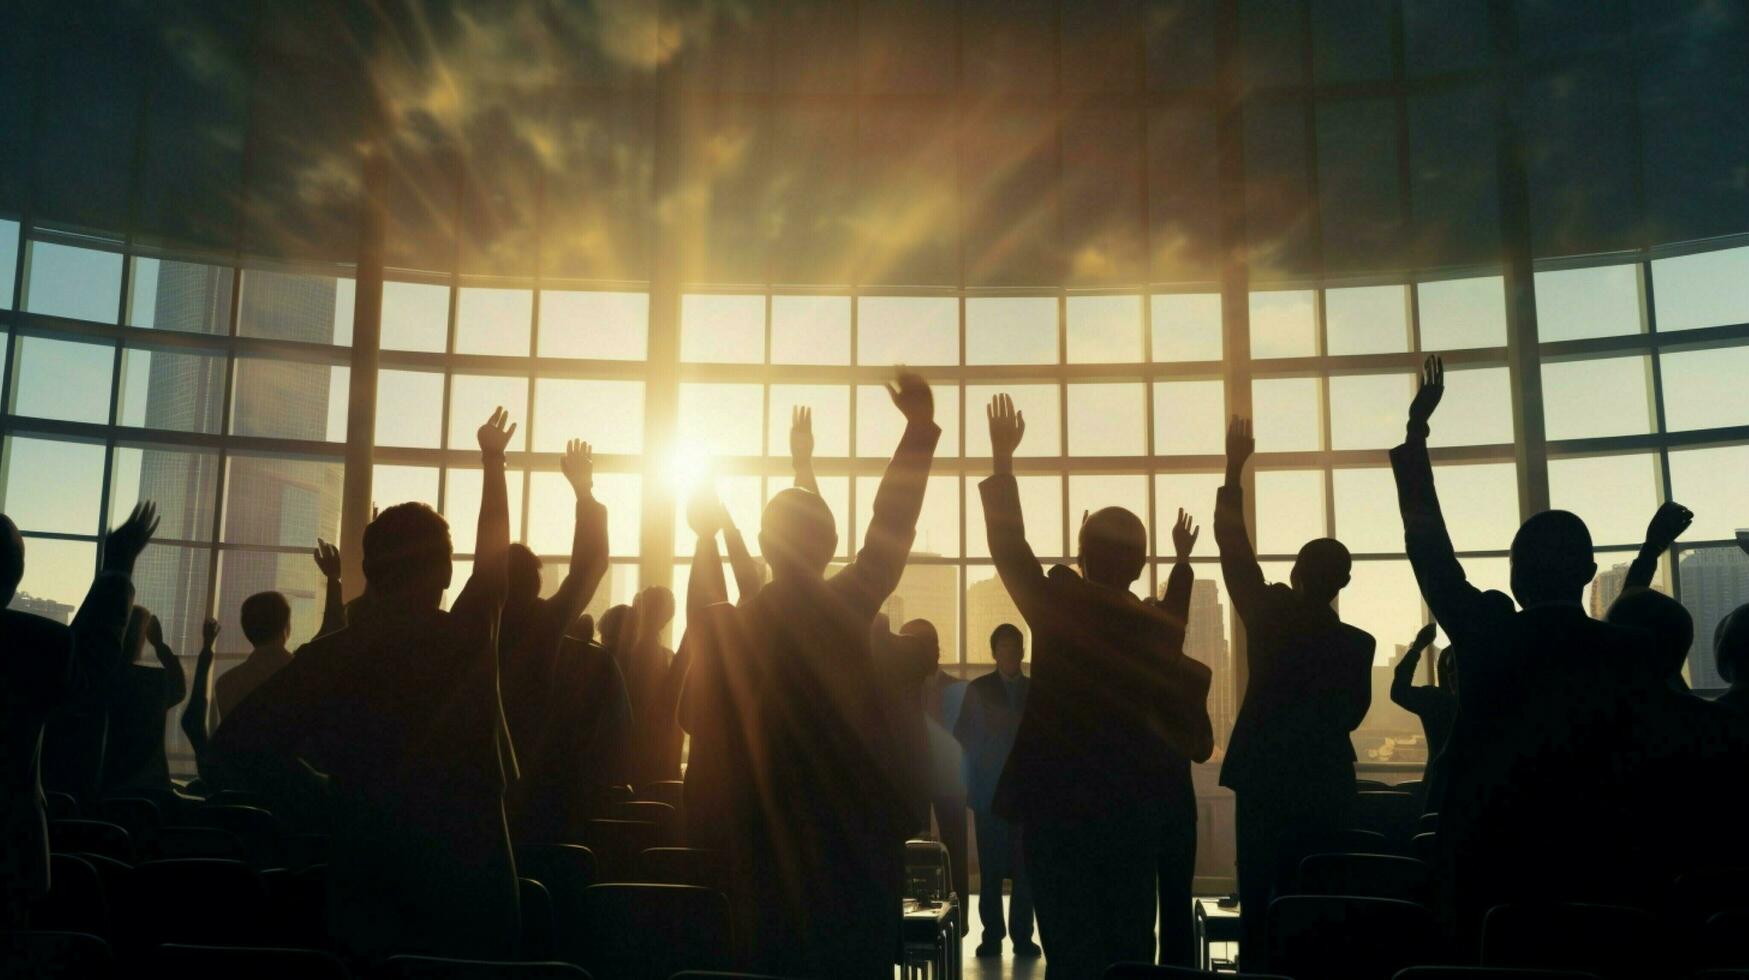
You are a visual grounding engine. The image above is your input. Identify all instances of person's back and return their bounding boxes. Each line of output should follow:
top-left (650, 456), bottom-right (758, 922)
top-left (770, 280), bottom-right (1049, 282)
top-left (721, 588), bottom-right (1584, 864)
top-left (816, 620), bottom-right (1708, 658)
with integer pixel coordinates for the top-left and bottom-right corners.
top-left (214, 591), bottom-right (295, 721)
top-left (99, 610), bottom-right (185, 800)
top-left (510, 631), bottom-right (632, 843)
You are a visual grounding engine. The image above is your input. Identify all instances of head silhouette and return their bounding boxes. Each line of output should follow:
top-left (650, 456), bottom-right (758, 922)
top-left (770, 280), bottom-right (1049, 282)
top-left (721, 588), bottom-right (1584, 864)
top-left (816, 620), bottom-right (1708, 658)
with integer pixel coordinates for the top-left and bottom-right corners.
top-left (599, 604), bottom-right (631, 652)
top-left (1435, 644), bottom-right (1458, 694)
top-left (240, 591), bottom-right (292, 649)
top-left (1715, 603), bottom-right (1749, 687)
top-left (507, 544), bottom-right (543, 609)
top-left (569, 612), bottom-right (595, 645)
top-left (991, 623), bottom-right (1025, 677)
top-left (1607, 589), bottom-right (1693, 684)
top-left (901, 618), bottom-right (940, 672)
top-left (1290, 538), bottom-right (1352, 605)
top-left (759, 487), bottom-right (838, 580)
top-left (0, 514), bottom-right (22, 608)
top-left (361, 502), bottom-right (453, 607)
top-left (638, 586), bottom-right (675, 635)
top-left (1509, 509), bottom-right (1595, 607)
top-left (1077, 507), bottom-right (1147, 589)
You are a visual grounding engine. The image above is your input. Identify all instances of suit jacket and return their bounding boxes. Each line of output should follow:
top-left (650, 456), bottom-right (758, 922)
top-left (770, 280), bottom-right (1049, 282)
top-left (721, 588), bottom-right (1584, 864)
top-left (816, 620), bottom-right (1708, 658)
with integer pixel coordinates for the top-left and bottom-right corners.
top-left (981, 474), bottom-right (1214, 826)
top-left (1214, 483), bottom-right (1374, 798)
top-left (954, 670), bottom-right (1029, 813)
top-left (1, 571), bottom-right (133, 913)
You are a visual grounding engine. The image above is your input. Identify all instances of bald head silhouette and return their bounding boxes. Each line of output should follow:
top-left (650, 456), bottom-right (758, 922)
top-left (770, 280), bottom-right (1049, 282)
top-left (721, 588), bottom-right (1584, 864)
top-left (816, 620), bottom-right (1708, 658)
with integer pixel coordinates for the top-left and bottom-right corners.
top-left (760, 486), bottom-right (838, 580)
top-left (1077, 506), bottom-right (1146, 589)
top-left (1510, 509), bottom-right (1595, 607)
top-left (0, 514), bottom-right (22, 607)
top-left (1291, 538), bottom-right (1352, 606)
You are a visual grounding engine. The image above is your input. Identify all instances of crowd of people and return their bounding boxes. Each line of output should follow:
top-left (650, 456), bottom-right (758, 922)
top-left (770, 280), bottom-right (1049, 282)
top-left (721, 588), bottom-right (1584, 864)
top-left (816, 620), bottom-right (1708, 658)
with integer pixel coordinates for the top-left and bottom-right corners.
top-left (6, 357), bottom-right (1749, 979)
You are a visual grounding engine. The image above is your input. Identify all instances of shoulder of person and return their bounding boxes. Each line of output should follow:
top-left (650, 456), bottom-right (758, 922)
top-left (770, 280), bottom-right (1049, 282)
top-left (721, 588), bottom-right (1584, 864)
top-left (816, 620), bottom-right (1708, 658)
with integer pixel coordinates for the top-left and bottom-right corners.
top-left (1, 607), bottom-right (71, 646)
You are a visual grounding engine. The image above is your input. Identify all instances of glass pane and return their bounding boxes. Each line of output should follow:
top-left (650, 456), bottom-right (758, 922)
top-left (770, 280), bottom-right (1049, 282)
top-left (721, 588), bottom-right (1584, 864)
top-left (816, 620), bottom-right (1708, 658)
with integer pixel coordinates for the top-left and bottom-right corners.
top-left (1341, 559), bottom-right (1433, 763)
top-left (527, 471), bottom-right (579, 556)
top-left (12, 335), bottom-right (113, 423)
top-left (1547, 454), bottom-right (1660, 549)
top-left (1541, 356), bottom-right (1653, 440)
top-left (858, 296), bottom-right (958, 366)
top-left (221, 455), bottom-right (343, 548)
top-left (447, 375), bottom-right (530, 452)
top-left (455, 287), bottom-right (533, 355)
top-left (1252, 377), bottom-right (1322, 452)
top-left (768, 384), bottom-right (851, 458)
top-left (1329, 373), bottom-right (1413, 450)
top-left (1068, 474), bottom-right (1150, 558)
top-left (1667, 444), bottom-right (1749, 542)
top-left (10, 537), bottom-right (97, 613)
top-left (0, 219), bottom-right (16, 309)
top-left (1153, 380), bottom-right (1225, 455)
top-left (1431, 462), bottom-right (1519, 551)
top-left (1332, 467), bottom-right (1403, 555)
top-left (967, 297), bottom-right (1056, 365)
top-left (1417, 276), bottom-right (1507, 351)
top-left (131, 543), bottom-right (213, 656)
top-left (681, 294), bottom-right (764, 364)
top-left (230, 356), bottom-right (347, 441)
top-left (215, 549), bottom-right (335, 655)
top-left (1428, 365), bottom-right (1514, 448)
top-left (1660, 346), bottom-right (1749, 433)
top-left (538, 290), bottom-right (648, 361)
top-left (239, 269), bottom-right (355, 345)
top-left (1153, 472), bottom-right (1224, 558)
top-left (1067, 383), bottom-right (1146, 457)
top-left (110, 446), bottom-right (220, 542)
top-left (443, 467), bottom-right (526, 554)
top-left (595, 473), bottom-right (643, 558)
top-left (375, 370), bottom-right (445, 449)
top-left (770, 295), bottom-right (850, 365)
top-left (856, 474), bottom-right (959, 558)
top-left (1534, 264), bottom-right (1642, 343)
top-left (380, 280), bottom-right (449, 352)
top-left (120, 346), bottom-right (226, 433)
top-left (1326, 285), bottom-right (1410, 355)
top-left (858, 383), bottom-right (961, 458)
top-left (964, 384), bottom-right (1058, 458)
top-left (532, 379), bottom-right (644, 455)
top-left (129, 257), bottom-right (233, 334)
top-left (966, 563), bottom-right (1037, 665)
top-left (1068, 295), bottom-right (1143, 363)
top-left (24, 241), bottom-right (122, 322)
top-left (1586, 548), bottom-right (1670, 621)
top-left (1255, 469), bottom-right (1326, 556)
top-left (1676, 545), bottom-right (1749, 689)
top-left (1249, 290), bottom-right (1317, 359)
top-left (678, 383), bottom-right (764, 457)
top-left (880, 564), bottom-right (960, 664)
top-left (673, 475), bottom-right (764, 558)
top-left (1652, 246), bottom-right (1749, 333)
top-left (1152, 293), bottom-right (1222, 362)
top-left (1, 438), bottom-right (105, 533)
top-left (967, 474), bottom-right (1064, 560)
top-left (371, 464), bottom-right (439, 512)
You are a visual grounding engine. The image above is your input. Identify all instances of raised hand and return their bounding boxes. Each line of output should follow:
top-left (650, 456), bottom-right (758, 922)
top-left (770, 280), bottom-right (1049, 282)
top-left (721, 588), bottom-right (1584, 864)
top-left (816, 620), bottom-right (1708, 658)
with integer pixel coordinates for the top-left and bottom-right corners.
top-left (1643, 501), bottom-right (1693, 554)
top-left (1224, 416), bottom-right (1254, 482)
top-left (1412, 621), bottom-right (1438, 651)
top-left (686, 483), bottom-right (724, 539)
top-left (790, 406), bottom-right (814, 463)
top-left (987, 394), bottom-right (1026, 474)
top-left (146, 614), bottom-right (165, 648)
top-left (887, 369), bottom-right (934, 427)
top-left (202, 618), bottom-right (220, 648)
top-left (561, 438), bottom-right (593, 496)
top-left (477, 406), bottom-right (518, 457)
top-left (313, 538), bottom-right (342, 580)
top-left (1172, 508), bottom-right (1200, 560)
top-left (1409, 354), bottom-right (1444, 428)
top-left (103, 501), bottom-right (160, 574)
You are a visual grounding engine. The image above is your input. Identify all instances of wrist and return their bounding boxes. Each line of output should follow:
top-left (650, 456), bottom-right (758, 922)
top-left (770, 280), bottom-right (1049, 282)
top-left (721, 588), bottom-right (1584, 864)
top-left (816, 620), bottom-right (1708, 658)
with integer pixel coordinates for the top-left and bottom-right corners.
top-left (993, 453), bottom-right (1014, 476)
top-left (482, 450), bottom-right (507, 467)
top-left (1405, 419), bottom-right (1431, 441)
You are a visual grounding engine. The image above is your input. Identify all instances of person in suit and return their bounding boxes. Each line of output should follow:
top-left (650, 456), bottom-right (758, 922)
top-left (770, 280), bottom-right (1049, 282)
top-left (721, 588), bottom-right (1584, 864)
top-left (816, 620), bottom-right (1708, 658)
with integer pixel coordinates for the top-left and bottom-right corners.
top-left (2, 504), bottom-right (155, 926)
top-left (1390, 622), bottom-right (1456, 762)
top-left (955, 623), bottom-right (1036, 957)
top-left (1155, 510), bottom-right (1216, 969)
top-left (1391, 355), bottom-right (1664, 942)
top-left (1216, 415), bottom-right (1374, 970)
top-left (981, 394), bottom-right (1214, 980)
top-left (214, 541), bottom-right (346, 723)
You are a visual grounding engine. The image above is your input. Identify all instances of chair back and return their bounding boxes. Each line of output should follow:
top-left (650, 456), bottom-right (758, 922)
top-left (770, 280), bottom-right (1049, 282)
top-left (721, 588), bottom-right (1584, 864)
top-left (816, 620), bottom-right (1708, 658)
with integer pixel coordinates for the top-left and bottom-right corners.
top-left (1267, 895), bottom-right (1441, 980)
top-left (0, 930), bottom-right (114, 979)
top-left (639, 847), bottom-right (724, 890)
top-left (31, 854), bottom-right (108, 937)
top-left (381, 955), bottom-right (589, 978)
top-left (577, 883), bottom-right (731, 980)
top-left (49, 820), bottom-right (133, 863)
top-left (582, 819), bottom-right (658, 882)
top-left (1297, 853), bottom-right (1433, 905)
top-left (1480, 903), bottom-right (1659, 980)
top-left (132, 859), bottom-right (269, 947)
top-left (152, 943), bottom-right (351, 980)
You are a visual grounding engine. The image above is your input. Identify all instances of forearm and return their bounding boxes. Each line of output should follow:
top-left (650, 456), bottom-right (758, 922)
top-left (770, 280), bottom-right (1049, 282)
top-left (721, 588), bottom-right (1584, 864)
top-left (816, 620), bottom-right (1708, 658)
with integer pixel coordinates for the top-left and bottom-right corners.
top-left (181, 647), bottom-right (215, 755)
top-left (722, 528), bottom-right (762, 600)
top-left (860, 419), bottom-right (942, 570)
top-left (1390, 436), bottom-right (1480, 631)
top-left (1160, 560), bottom-right (1194, 650)
top-left (1624, 541), bottom-right (1662, 592)
top-left (1213, 485), bottom-right (1265, 613)
top-left (318, 575), bottom-right (345, 637)
top-left (553, 496), bottom-right (610, 617)
top-left (689, 536), bottom-right (728, 613)
top-left (793, 458), bottom-right (820, 495)
top-left (154, 641), bottom-right (188, 706)
top-left (474, 453), bottom-right (511, 586)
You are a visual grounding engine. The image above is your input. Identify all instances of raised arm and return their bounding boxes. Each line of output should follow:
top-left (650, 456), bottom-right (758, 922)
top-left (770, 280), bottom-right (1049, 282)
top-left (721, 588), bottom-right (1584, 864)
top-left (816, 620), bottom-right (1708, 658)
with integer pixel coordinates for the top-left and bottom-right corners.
top-left (550, 439), bottom-right (610, 621)
top-left (313, 539), bottom-right (345, 638)
top-left (66, 502), bottom-right (156, 701)
top-left (720, 513), bottom-right (763, 602)
top-left (1624, 501), bottom-right (1692, 594)
top-left (790, 405), bottom-right (820, 495)
top-left (979, 393), bottom-right (1052, 624)
top-left (180, 618), bottom-right (219, 764)
top-left (1214, 416), bottom-right (1269, 622)
top-left (453, 408), bottom-right (517, 616)
top-left (1156, 508), bottom-right (1200, 652)
top-left (838, 371), bottom-right (941, 609)
top-left (686, 488), bottom-right (730, 613)
top-left (1390, 622), bottom-right (1437, 708)
top-left (145, 614), bottom-right (188, 709)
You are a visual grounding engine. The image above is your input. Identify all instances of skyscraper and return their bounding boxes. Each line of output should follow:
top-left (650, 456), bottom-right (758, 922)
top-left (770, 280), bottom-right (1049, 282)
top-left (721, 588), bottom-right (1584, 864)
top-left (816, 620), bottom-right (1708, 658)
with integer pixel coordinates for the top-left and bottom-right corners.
top-left (1183, 578), bottom-right (1233, 750)
top-left (1589, 561), bottom-right (1631, 620)
top-left (1678, 545), bottom-right (1749, 690)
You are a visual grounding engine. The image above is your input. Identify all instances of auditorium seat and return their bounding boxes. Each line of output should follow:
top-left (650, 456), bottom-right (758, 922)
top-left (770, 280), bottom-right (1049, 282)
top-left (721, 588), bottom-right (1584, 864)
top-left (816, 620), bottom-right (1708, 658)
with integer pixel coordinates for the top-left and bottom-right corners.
top-left (1356, 779), bottom-right (1395, 793)
top-left (514, 844), bottom-right (597, 950)
top-left (582, 819), bottom-right (659, 882)
top-left (576, 883), bottom-right (731, 980)
top-left (611, 802), bottom-right (680, 843)
top-left (381, 955), bottom-right (589, 978)
top-left (1297, 853), bottom-right (1433, 905)
top-left (147, 825), bottom-right (246, 862)
top-left (132, 859), bottom-right (269, 948)
top-left (1329, 828), bottom-right (1395, 854)
top-left (279, 832), bottom-right (330, 871)
top-left (30, 854), bottom-right (107, 937)
top-left (1267, 895), bottom-right (1441, 980)
top-left (519, 877), bottom-right (555, 961)
top-left (194, 804), bottom-right (283, 867)
top-left (265, 863), bottom-right (329, 950)
top-left (152, 943), bottom-right (351, 980)
top-left (633, 780), bottom-right (684, 808)
top-left (0, 930), bottom-right (114, 979)
top-left (49, 819), bottom-right (133, 863)
top-left (1394, 968), bottom-right (1601, 980)
top-left (44, 791), bottom-right (80, 820)
top-left (1417, 813), bottom-right (1439, 836)
top-left (639, 848), bottom-right (725, 890)
top-left (1702, 909), bottom-right (1749, 970)
top-left (1480, 903), bottom-right (1659, 980)
top-left (1352, 791), bottom-right (1419, 843)
top-left (98, 797), bottom-right (161, 843)
top-left (1104, 964), bottom-right (1291, 979)
top-left (1411, 832), bottom-right (1438, 864)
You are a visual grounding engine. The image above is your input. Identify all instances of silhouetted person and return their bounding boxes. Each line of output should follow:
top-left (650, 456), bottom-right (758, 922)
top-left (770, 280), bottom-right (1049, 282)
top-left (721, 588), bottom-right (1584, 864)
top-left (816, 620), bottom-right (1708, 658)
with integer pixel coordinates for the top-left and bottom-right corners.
top-left (1391, 356), bottom-right (1661, 941)
top-left (1155, 510), bottom-right (1214, 970)
top-left (982, 394), bottom-right (1214, 980)
top-left (215, 540), bottom-right (345, 722)
top-left (913, 619), bottom-right (971, 938)
top-left (1717, 604), bottom-right (1749, 713)
top-left (619, 586), bottom-right (682, 785)
top-left (2, 504), bottom-right (154, 926)
top-left (99, 609), bottom-right (186, 801)
top-left (209, 409), bottom-right (522, 961)
top-left (686, 371), bottom-right (939, 980)
top-left (1390, 622), bottom-right (1455, 762)
top-left (500, 439), bottom-right (610, 843)
top-left (954, 623), bottom-right (1035, 957)
top-left (1217, 415), bottom-right (1373, 970)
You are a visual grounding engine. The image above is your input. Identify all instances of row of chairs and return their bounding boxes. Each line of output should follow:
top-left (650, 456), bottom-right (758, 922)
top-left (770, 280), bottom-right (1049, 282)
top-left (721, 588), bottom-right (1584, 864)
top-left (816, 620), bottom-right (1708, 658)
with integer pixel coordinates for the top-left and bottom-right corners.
top-left (1109, 964), bottom-right (1749, 980)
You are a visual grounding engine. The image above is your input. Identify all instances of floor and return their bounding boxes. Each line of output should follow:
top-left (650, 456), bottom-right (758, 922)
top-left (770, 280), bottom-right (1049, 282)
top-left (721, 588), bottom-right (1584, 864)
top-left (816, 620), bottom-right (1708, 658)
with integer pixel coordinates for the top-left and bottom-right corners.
top-left (951, 895), bottom-right (1240, 980)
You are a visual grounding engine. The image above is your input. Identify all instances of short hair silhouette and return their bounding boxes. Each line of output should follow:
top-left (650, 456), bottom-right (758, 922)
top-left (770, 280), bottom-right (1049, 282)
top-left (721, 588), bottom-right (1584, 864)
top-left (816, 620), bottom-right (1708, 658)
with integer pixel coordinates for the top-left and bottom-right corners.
top-left (240, 591), bottom-right (292, 646)
top-left (1078, 506), bottom-right (1147, 587)
top-left (599, 604), bottom-right (630, 649)
top-left (1509, 509), bottom-right (1595, 604)
top-left (0, 513), bottom-right (22, 605)
top-left (508, 543), bottom-right (543, 605)
top-left (1716, 603), bottom-right (1749, 685)
top-left (901, 618), bottom-right (939, 656)
top-left (990, 622), bottom-right (1024, 651)
top-left (640, 586), bottom-right (676, 631)
top-left (1291, 537), bottom-right (1352, 602)
top-left (362, 502), bottom-right (452, 598)
top-left (1435, 643), bottom-right (1458, 692)
top-left (759, 487), bottom-right (838, 577)
top-left (1607, 589), bottom-right (1693, 681)
top-left (569, 612), bottom-right (595, 644)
